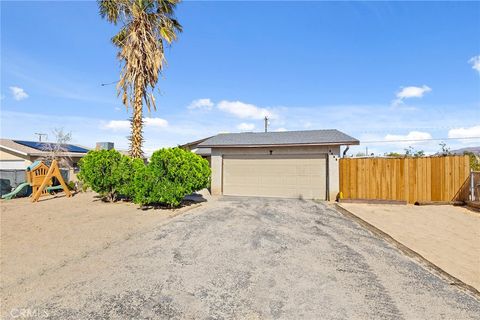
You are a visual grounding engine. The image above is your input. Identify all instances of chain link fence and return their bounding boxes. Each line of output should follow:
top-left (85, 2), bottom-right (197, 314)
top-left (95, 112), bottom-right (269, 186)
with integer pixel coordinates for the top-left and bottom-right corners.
top-left (0, 170), bottom-right (27, 196)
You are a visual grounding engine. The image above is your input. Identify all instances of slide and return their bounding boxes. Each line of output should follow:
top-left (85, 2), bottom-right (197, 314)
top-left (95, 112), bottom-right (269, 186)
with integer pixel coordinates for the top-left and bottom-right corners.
top-left (1, 182), bottom-right (31, 200)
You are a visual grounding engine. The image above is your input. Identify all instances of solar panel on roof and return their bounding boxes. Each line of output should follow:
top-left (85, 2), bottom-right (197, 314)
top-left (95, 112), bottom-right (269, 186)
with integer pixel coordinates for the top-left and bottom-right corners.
top-left (13, 140), bottom-right (89, 153)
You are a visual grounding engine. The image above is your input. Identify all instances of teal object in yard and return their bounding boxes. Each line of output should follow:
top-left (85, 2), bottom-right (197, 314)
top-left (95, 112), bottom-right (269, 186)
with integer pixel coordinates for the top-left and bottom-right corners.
top-left (46, 185), bottom-right (64, 193)
top-left (1, 182), bottom-right (31, 200)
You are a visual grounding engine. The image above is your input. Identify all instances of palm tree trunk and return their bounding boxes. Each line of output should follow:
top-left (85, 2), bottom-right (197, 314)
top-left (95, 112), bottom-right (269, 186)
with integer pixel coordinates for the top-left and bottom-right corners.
top-left (130, 78), bottom-right (144, 158)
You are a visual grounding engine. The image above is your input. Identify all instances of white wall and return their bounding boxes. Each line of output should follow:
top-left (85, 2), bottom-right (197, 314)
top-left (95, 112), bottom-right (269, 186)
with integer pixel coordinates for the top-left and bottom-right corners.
top-left (0, 149), bottom-right (31, 169)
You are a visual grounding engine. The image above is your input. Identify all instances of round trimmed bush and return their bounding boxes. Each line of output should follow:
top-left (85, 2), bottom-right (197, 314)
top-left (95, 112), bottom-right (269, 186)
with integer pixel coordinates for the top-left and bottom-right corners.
top-left (78, 149), bottom-right (144, 201)
top-left (133, 148), bottom-right (211, 207)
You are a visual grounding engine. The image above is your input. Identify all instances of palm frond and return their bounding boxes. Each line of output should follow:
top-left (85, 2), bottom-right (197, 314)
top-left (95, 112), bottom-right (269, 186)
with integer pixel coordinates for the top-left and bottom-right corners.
top-left (98, 0), bottom-right (121, 23)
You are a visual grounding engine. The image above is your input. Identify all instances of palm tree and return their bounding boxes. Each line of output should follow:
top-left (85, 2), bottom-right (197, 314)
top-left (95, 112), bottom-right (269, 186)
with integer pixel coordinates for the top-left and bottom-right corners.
top-left (98, 0), bottom-right (182, 158)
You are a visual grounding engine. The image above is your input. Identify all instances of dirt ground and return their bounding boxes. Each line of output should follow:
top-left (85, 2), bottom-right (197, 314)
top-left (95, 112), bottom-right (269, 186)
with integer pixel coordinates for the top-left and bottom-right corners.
top-left (0, 191), bottom-right (204, 291)
top-left (339, 203), bottom-right (480, 291)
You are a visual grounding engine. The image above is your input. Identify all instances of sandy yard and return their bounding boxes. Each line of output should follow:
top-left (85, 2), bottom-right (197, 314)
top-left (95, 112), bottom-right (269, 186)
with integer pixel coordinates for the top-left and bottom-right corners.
top-left (339, 203), bottom-right (480, 291)
top-left (0, 191), bottom-right (204, 291)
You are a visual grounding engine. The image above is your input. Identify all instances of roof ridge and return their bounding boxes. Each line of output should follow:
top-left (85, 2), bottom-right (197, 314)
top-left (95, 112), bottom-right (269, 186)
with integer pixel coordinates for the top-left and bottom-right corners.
top-left (217, 129), bottom-right (340, 135)
top-left (198, 129), bottom-right (359, 147)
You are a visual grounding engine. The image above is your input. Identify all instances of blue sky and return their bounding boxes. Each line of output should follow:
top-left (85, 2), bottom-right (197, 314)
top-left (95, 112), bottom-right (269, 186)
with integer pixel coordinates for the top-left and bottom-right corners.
top-left (1, 1), bottom-right (479, 155)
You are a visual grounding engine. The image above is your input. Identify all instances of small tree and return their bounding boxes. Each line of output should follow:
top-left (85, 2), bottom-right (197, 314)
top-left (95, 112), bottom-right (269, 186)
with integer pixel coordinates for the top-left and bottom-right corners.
top-left (385, 152), bottom-right (403, 157)
top-left (464, 151), bottom-right (480, 171)
top-left (404, 146), bottom-right (425, 157)
top-left (414, 150), bottom-right (425, 157)
top-left (438, 142), bottom-right (452, 156)
top-left (41, 128), bottom-right (73, 168)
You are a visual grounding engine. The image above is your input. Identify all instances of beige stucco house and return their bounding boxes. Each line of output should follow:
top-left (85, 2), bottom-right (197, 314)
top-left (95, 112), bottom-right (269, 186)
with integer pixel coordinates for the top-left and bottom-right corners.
top-left (193, 130), bottom-right (359, 201)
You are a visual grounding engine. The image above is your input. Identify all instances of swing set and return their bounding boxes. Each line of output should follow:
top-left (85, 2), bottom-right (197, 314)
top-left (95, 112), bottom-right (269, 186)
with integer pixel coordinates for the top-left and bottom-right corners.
top-left (27, 160), bottom-right (72, 202)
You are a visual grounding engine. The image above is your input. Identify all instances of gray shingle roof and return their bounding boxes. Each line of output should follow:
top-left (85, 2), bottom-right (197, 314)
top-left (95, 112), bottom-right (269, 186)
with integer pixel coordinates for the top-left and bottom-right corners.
top-left (198, 130), bottom-right (359, 147)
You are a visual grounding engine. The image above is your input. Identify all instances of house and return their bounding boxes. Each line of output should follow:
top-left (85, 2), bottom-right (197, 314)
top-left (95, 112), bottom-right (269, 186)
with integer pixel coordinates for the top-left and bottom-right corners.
top-left (0, 139), bottom-right (90, 172)
top-left (196, 129), bottom-right (359, 200)
top-left (180, 136), bottom-right (213, 162)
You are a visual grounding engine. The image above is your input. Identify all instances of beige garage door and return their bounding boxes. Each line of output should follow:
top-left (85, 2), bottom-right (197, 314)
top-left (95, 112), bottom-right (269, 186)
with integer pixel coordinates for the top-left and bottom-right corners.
top-left (222, 154), bottom-right (327, 199)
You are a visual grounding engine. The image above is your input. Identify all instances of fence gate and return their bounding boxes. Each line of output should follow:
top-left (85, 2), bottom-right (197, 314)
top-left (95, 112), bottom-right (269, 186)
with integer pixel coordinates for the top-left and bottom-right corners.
top-left (339, 155), bottom-right (470, 204)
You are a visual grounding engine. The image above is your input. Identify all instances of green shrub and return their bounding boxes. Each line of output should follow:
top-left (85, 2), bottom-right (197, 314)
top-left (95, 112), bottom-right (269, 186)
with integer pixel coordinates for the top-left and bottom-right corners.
top-left (78, 150), bottom-right (144, 201)
top-left (67, 181), bottom-right (76, 191)
top-left (116, 156), bottom-right (145, 199)
top-left (465, 151), bottom-right (480, 171)
top-left (133, 148), bottom-right (210, 207)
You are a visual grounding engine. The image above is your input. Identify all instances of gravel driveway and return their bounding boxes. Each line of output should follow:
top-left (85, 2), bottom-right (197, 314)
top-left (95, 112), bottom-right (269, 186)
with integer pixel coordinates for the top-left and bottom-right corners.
top-left (4, 197), bottom-right (480, 319)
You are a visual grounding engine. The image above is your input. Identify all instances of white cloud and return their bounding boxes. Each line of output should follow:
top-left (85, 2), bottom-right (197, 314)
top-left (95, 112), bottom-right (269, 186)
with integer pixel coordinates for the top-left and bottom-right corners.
top-left (237, 122), bottom-right (255, 131)
top-left (217, 100), bottom-right (275, 120)
top-left (396, 85), bottom-right (432, 99)
top-left (103, 120), bottom-right (130, 130)
top-left (468, 55), bottom-right (480, 73)
top-left (392, 85), bottom-right (431, 107)
top-left (384, 131), bottom-right (432, 142)
top-left (144, 117), bottom-right (168, 128)
top-left (9, 86), bottom-right (29, 101)
top-left (188, 98), bottom-right (214, 110)
top-left (103, 117), bottom-right (168, 131)
top-left (448, 125), bottom-right (480, 139)
top-left (275, 128), bottom-right (287, 132)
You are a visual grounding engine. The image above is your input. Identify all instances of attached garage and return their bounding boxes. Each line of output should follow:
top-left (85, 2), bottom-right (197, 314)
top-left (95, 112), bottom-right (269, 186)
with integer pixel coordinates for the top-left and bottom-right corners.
top-left (197, 129), bottom-right (359, 200)
top-left (223, 154), bottom-right (327, 199)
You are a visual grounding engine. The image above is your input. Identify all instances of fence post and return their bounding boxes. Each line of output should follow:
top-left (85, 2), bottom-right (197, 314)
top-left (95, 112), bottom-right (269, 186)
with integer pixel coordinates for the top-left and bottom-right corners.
top-left (470, 169), bottom-right (474, 201)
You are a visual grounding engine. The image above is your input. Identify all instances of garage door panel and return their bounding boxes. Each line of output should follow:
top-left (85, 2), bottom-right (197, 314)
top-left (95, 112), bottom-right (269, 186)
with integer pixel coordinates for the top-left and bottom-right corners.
top-left (223, 155), bottom-right (326, 199)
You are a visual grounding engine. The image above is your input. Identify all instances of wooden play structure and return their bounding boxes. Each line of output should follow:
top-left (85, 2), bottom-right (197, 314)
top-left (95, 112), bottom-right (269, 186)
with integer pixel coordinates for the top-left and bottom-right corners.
top-left (27, 160), bottom-right (72, 202)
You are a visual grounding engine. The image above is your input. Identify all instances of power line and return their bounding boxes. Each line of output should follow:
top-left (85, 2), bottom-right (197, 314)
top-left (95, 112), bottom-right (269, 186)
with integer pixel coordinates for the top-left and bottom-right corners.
top-left (360, 136), bottom-right (480, 144)
top-left (357, 124), bottom-right (480, 135)
top-left (100, 80), bottom-right (119, 86)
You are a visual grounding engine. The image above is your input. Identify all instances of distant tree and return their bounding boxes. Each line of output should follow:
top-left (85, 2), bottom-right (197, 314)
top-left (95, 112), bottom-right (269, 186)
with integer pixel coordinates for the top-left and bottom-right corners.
top-left (385, 152), bottom-right (403, 157)
top-left (403, 146), bottom-right (424, 157)
top-left (40, 128), bottom-right (73, 168)
top-left (464, 151), bottom-right (480, 171)
top-left (98, 0), bottom-right (182, 158)
top-left (355, 152), bottom-right (366, 157)
top-left (404, 146), bottom-right (413, 157)
top-left (438, 142), bottom-right (452, 156)
top-left (414, 150), bottom-right (425, 157)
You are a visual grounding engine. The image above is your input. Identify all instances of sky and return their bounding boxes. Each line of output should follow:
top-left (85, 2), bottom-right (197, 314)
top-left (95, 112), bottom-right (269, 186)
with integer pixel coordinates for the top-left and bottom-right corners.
top-left (1, 1), bottom-right (479, 156)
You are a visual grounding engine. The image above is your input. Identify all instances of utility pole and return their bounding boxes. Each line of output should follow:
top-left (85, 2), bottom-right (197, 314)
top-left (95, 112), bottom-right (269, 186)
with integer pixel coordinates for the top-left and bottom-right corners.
top-left (264, 116), bottom-right (269, 133)
top-left (35, 133), bottom-right (48, 142)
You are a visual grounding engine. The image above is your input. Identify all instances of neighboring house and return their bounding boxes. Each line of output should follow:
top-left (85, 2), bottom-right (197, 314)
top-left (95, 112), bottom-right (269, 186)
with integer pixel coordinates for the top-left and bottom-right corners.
top-left (180, 136), bottom-right (213, 162)
top-left (0, 139), bottom-right (90, 176)
top-left (196, 130), bottom-right (359, 200)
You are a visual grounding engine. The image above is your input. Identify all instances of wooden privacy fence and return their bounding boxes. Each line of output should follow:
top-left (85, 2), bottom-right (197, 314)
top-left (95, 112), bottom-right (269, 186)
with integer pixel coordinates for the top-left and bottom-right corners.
top-left (339, 155), bottom-right (470, 204)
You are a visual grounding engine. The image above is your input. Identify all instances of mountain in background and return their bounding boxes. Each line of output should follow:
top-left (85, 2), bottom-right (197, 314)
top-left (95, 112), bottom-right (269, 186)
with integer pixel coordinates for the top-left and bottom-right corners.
top-left (450, 146), bottom-right (480, 155)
